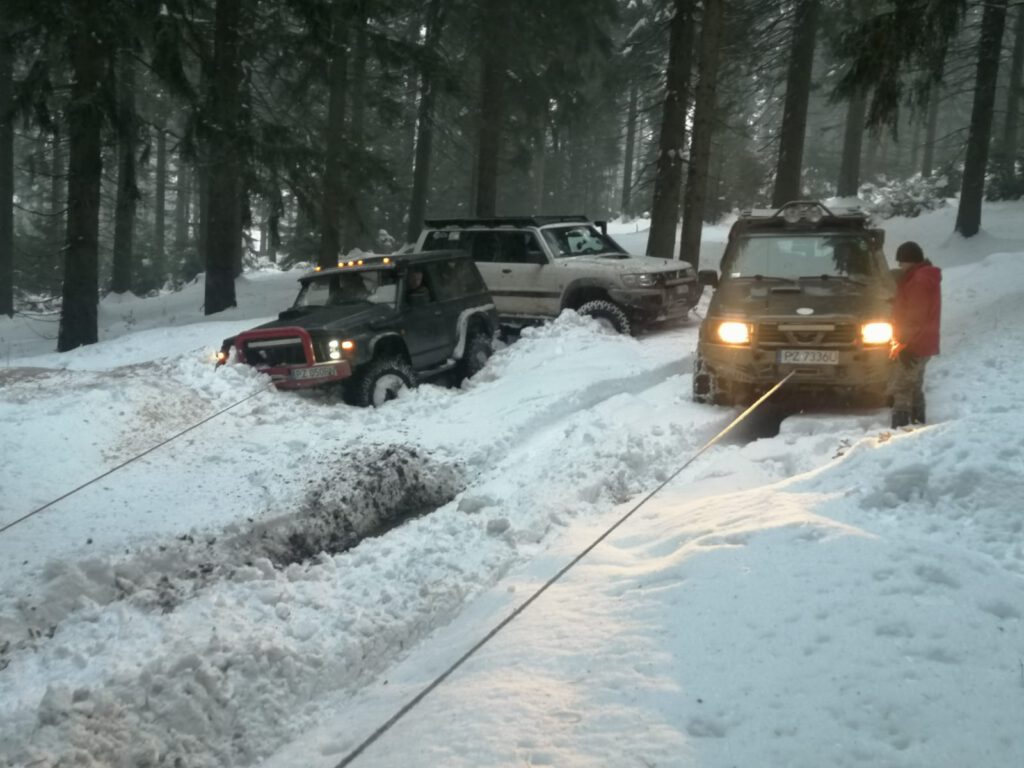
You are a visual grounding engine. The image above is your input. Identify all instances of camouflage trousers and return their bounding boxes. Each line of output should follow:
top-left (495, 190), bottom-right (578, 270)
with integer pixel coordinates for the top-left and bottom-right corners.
top-left (889, 354), bottom-right (930, 424)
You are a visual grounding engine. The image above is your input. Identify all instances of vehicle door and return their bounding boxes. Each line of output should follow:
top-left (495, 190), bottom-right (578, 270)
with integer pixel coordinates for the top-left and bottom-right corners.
top-left (400, 266), bottom-right (452, 369)
top-left (482, 231), bottom-right (555, 316)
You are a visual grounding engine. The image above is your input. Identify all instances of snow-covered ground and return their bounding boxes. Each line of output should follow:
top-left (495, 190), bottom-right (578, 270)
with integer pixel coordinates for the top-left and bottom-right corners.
top-left (2, 203), bottom-right (1024, 767)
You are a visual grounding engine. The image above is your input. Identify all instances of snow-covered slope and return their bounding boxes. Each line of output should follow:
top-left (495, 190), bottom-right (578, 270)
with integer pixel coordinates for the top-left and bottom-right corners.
top-left (1, 203), bottom-right (1023, 768)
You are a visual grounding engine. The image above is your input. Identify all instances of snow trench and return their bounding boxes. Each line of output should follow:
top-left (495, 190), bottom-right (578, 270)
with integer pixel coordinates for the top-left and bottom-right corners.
top-left (0, 445), bottom-right (465, 667)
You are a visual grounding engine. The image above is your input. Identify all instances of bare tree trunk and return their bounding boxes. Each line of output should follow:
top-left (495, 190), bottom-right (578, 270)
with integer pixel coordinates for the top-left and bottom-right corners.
top-left (344, 3), bottom-right (369, 251)
top-left (174, 158), bottom-right (190, 259)
top-left (998, 5), bottom-right (1024, 183)
top-left (203, 0), bottom-right (242, 313)
top-left (955, 0), bottom-right (1009, 237)
top-left (319, 0), bottom-right (348, 267)
top-left (921, 83), bottom-right (940, 177)
top-left (772, 0), bottom-right (820, 207)
top-left (646, 0), bottom-right (695, 259)
top-left (620, 81), bottom-right (639, 217)
top-left (112, 53), bottom-right (137, 294)
top-left (680, 0), bottom-right (723, 271)
top-left (407, 0), bottom-right (445, 243)
top-left (154, 128), bottom-right (167, 278)
top-left (58, 24), bottom-right (104, 351)
top-left (474, 0), bottom-right (508, 217)
top-left (836, 90), bottom-right (866, 196)
top-left (0, 25), bottom-right (13, 317)
top-left (529, 109), bottom-right (547, 211)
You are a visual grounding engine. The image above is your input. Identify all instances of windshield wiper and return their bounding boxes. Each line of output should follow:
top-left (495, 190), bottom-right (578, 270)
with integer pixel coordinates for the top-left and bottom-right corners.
top-left (797, 274), bottom-right (868, 284)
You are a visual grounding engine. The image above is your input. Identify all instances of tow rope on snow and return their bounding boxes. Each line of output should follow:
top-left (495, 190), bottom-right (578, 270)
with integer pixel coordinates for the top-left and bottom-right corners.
top-left (0, 385), bottom-right (273, 537)
top-left (332, 371), bottom-right (796, 768)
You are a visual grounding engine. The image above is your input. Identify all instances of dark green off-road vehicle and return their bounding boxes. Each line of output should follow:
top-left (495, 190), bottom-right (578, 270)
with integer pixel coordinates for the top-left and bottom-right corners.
top-left (693, 201), bottom-right (897, 406)
top-left (216, 251), bottom-right (499, 406)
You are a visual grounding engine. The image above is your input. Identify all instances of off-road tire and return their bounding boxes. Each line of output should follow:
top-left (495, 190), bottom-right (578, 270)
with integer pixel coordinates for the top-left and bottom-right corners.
top-left (692, 355), bottom-right (745, 406)
top-left (458, 331), bottom-right (493, 383)
top-left (355, 356), bottom-right (416, 407)
top-left (578, 299), bottom-right (631, 335)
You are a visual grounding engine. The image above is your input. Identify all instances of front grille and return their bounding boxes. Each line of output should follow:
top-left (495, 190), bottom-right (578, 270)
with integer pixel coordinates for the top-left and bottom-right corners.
top-left (661, 269), bottom-right (690, 285)
top-left (242, 337), bottom-right (308, 367)
top-left (757, 322), bottom-right (857, 347)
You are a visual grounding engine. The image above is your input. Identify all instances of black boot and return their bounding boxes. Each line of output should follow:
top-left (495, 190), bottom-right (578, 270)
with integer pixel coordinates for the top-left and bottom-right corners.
top-left (911, 398), bottom-right (926, 425)
top-left (891, 409), bottom-right (910, 429)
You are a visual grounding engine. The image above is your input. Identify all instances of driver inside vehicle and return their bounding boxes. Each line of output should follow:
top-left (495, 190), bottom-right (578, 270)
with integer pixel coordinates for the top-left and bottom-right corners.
top-left (331, 272), bottom-right (370, 304)
top-left (405, 269), bottom-right (430, 305)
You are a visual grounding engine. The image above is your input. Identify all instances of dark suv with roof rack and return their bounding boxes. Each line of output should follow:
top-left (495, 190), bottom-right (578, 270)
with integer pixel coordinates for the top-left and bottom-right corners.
top-left (414, 215), bottom-right (701, 335)
top-left (693, 201), bottom-right (897, 406)
top-left (216, 251), bottom-right (499, 406)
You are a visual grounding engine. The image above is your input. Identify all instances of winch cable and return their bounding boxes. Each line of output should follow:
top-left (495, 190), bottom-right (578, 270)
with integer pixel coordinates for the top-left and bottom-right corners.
top-left (0, 383), bottom-right (273, 537)
top-left (333, 371), bottom-right (796, 768)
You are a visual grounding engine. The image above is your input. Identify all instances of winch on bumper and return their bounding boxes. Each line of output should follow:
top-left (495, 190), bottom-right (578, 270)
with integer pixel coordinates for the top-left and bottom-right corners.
top-left (222, 327), bottom-right (352, 390)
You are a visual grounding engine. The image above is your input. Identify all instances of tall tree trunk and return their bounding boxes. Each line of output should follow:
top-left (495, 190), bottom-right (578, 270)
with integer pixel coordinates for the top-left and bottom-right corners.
top-left (112, 53), bottom-right (137, 294)
top-left (772, 0), bottom-right (820, 207)
top-left (58, 24), bottom-right (104, 351)
top-left (921, 83), bottom-right (940, 177)
top-left (528, 111), bottom-right (547, 212)
top-left (474, 0), bottom-right (508, 217)
top-left (203, 0), bottom-right (242, 313)
top-left (174, 159), bottom-right (191, 260)
top-left (407, 0), bottom-right (445, 243)
top-left (154, 128), bottom-right (167, 278)
top-left (836, 90), bottom-right (866, 196)
top-left (680, 0), bottom-right (723, 271)
top-left (620, 80), bottom-right (639, 217)
top-left (645, 0), bottom-right (695, 259)
top-left (344, 5), bottom-right (369, 251)
top-left (998, 5), bottom-right (1024, 182)
top-left (955, 0), bottom-right (1009, 237)
top-left (0, 26), bottom-right (13, 317)
top-left (319, 0), bottom-right (348, 267)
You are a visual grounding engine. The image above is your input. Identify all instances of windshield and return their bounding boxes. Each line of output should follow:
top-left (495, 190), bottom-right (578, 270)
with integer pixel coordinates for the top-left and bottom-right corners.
top-left (294, 270), bottom-right (399, 308)
top-left (541, 225), bottom-right (627, 258)
top-left (727, 234), bottom-right (878, 280)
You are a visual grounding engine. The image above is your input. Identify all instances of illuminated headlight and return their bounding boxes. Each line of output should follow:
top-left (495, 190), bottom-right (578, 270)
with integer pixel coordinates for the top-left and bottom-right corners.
top-left (861, 322), bottom-right (893, 345)
top-left (215, 350), bottom-right (229, 365)
top-left (717, 321), bottom-right (751, 345)
top-left (329, 339), bottom-right (355, 360)
top-left (622, 273), bottom-right (659, 288)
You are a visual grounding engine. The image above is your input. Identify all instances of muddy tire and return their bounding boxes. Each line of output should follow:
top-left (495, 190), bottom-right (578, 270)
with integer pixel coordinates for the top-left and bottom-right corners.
top-left (578, 299), bottom-right (632, 335)
top-left (458, 331), bottom-right (492, 382)
top-left (355, 356), bottom-right (416, 407)
top-left (693, 355), bottom-right (746, 406)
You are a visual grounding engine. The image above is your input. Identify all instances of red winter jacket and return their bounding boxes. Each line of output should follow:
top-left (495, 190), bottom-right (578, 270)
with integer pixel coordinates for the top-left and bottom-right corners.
top-left (894, 260), bottom-right (942, 357)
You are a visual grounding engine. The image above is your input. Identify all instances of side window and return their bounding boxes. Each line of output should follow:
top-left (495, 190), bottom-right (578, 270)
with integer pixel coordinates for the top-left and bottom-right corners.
top-left (422, 230), bottom-right (461, 252)
top-left (495, 232), bottom-right (545, 265)
top-left (428, 259), bottom-right (488, 301)
top-left (404, 268), bottom-right (435, 306)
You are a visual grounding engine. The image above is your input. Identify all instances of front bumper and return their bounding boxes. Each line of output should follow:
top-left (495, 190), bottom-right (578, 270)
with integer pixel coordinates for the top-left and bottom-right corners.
top-left (233, 326), bottom-right (353, 390)
top-left (700, 342), bottom-right (891, 392)
top-left (610, 279), bottom-right (702, 322)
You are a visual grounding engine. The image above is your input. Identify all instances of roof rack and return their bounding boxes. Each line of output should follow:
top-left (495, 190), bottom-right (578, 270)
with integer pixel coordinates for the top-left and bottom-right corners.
top-left (423, 215), bottom-right (590, 228)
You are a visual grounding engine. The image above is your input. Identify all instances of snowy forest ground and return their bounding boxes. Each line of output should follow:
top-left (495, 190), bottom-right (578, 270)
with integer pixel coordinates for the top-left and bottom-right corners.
top-left (2, 203), bottom-right (1024, 767)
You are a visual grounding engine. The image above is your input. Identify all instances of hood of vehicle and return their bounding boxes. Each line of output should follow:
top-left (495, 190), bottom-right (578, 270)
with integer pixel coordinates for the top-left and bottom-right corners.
top-left (248, 303), bottom-right (396, 335)
top-left (557, 254), bottom-right (693, 274)
top-left (709, 278), bottom-right (892, 318)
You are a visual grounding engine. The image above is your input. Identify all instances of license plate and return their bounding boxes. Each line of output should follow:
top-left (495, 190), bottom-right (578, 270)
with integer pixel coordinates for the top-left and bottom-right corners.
top-left (292, 365), bottom-right (338, 380)
top-left (778, 349), bottom-right (839, 365)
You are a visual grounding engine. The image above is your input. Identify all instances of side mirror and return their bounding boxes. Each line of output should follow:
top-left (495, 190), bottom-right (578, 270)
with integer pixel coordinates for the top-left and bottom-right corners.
top-left (698, 269), bottom-right (719, 289)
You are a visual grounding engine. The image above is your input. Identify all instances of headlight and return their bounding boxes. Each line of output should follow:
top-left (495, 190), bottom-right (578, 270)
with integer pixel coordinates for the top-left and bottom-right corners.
top-left (861, 322), bottom-right (893, 345)
top-left (621, 272), bottom-right (659, 288)
top-left (329, 339), bottom-right (356, 360)
top-left (716, 321), bottom-right (751, 345)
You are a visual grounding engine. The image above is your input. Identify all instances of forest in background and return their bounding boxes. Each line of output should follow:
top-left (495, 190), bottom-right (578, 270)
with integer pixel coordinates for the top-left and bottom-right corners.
top-left (0, 0), bottom-right (1021, 350)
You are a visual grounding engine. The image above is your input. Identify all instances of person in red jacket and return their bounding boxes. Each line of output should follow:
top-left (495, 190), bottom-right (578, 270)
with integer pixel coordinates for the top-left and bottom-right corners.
top-left (889, 241), bottom-right (942, 428)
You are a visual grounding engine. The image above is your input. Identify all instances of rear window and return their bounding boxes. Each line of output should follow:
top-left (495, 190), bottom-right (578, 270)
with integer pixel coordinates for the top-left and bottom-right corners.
top-left (727, 234), bottom-right (877, 280)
